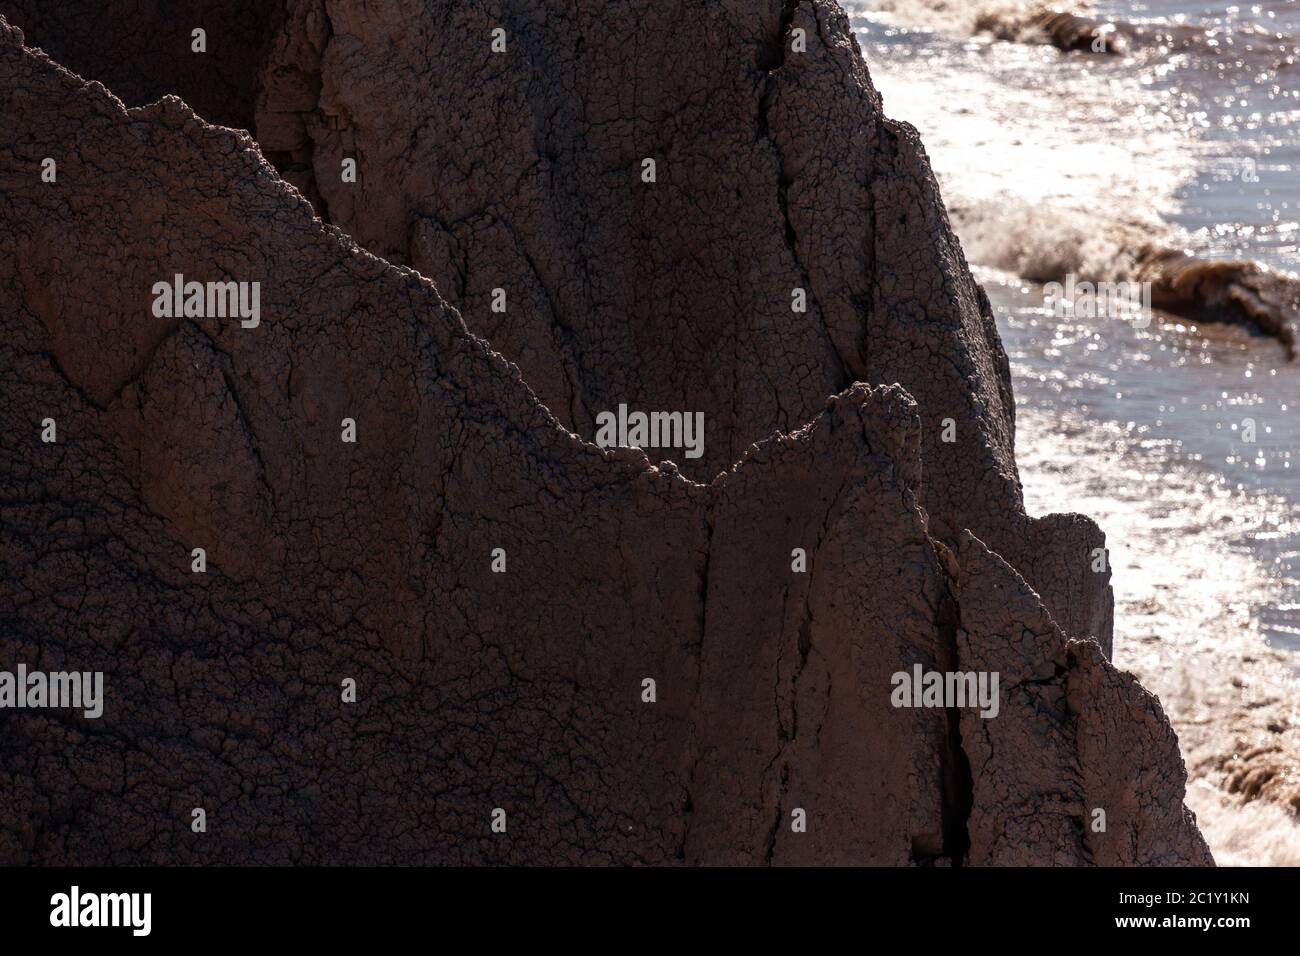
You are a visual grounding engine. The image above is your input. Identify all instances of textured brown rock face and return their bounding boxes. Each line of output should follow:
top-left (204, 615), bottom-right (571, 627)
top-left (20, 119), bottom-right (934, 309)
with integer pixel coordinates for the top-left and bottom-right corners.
top-left (252, 0), bottom-right (1115, 649)
top-left (0, 7), bottom-right (1207, 866)
top-left (954, 534), bottom-right (1209, 866)
top-left (0, 0), bottom-right (1112, 649)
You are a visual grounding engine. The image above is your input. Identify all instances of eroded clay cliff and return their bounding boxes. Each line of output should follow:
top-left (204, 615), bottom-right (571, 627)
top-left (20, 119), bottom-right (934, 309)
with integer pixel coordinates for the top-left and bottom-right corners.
top-left (3, 0), bottom-right (1113, 649)
top-left (0, 5), bottom-right (1206, 865)
top-left (252, 0), bottom-right (1116, 648)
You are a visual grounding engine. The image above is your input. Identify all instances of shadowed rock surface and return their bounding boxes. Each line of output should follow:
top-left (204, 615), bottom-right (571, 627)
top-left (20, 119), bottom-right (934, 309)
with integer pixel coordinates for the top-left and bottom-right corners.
top-left (0, 0), bottom-right (1113, 649)
top-left (0, 9), bottom-right (1207, 865)
top-left (253, 0), bottom-right (1116, 648)
top-left (0, 0), bottom-right (280, 132)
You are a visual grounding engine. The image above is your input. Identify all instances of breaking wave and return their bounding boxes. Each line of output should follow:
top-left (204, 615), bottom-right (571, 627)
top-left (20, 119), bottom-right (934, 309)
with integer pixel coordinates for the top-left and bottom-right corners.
top-left (954, 203), bottom-right (1299, 358)
top-left (870, 0), bottom-right (1299, 68)
top-left (859, 5), bottom-right (1300, 357)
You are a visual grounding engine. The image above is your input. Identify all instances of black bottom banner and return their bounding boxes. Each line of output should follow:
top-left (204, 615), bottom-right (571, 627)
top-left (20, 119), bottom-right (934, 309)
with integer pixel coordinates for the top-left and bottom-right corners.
top-left (0, 865), bottom-right (1275, 943)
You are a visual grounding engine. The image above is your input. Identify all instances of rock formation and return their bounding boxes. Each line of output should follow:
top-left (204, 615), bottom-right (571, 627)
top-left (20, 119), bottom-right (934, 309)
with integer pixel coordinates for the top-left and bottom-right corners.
top-left (0, 4), bottom-right (1208, 865)
top-left (251, 0), bottom-right (1117, 647)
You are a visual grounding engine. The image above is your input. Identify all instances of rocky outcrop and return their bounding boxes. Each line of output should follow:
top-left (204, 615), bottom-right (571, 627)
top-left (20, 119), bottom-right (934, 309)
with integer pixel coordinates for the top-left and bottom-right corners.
top-left (1136, 249), bottom-right (1299, 361)
top-left (251, 0), bottom-right (1116, 648)
top-left (0, 6), bottom-right (1207, 865)
top-left (954, 534), bottom-right (1208, 866)
top-left (0, 0), bottom-right (1114, 649)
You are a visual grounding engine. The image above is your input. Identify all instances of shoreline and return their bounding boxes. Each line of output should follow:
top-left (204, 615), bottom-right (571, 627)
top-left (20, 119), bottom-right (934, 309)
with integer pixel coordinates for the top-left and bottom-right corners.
top-left (1009, 354), bottom-right (1300, 865)
top-left (851, 0), bottom-right (1300, 864)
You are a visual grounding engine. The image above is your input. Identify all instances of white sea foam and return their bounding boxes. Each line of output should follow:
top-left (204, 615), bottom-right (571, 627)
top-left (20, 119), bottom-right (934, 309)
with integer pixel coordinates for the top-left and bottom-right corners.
top-left (1005, 322), bottom-right (1300, 868)
top-left (1186, 780), bottom-right (1300, 867)
top-left (856, 0), bottom-right (1083, 38)
top-left (862, 36), bottom-right (1198, 282)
